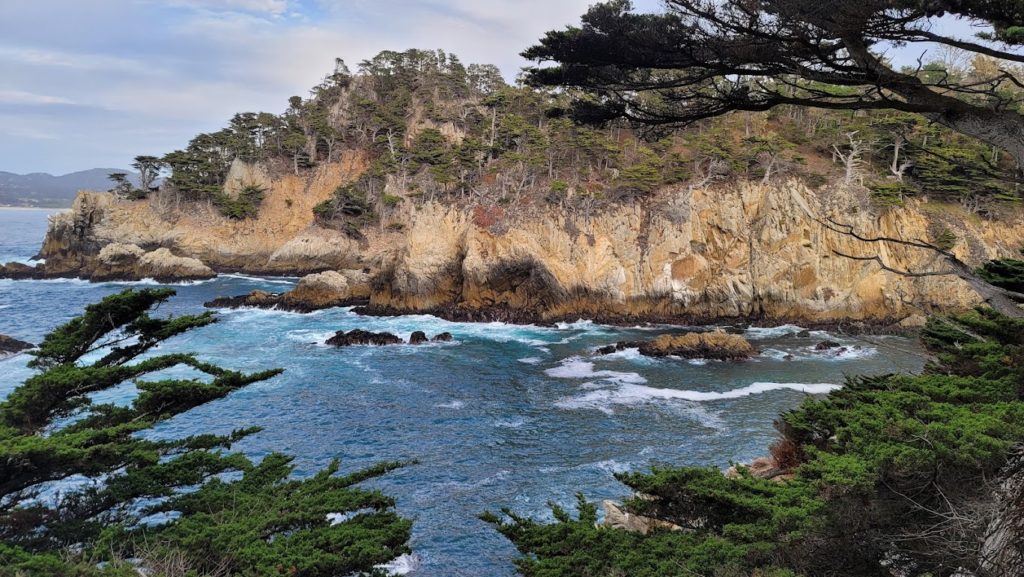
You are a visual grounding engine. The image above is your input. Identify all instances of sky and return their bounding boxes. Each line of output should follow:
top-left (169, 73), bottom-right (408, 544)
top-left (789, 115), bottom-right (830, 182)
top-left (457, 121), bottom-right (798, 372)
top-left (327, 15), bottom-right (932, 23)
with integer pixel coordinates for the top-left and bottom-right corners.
top-left (0, 0), bottom-right (985, 175)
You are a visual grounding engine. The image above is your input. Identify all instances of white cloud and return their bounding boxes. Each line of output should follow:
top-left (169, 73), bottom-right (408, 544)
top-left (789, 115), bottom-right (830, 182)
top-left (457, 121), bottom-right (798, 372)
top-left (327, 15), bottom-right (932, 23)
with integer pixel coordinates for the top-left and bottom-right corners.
top-left (164, 0), bottom-right (291, 15)
top-left (0, 89), bottom-right (75, 105)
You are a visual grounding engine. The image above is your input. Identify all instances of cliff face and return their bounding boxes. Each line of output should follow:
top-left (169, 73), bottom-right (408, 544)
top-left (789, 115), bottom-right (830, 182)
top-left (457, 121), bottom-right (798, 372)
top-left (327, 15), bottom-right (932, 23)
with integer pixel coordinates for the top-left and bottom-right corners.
top-left (25, 161), bottom-right (1024, 324)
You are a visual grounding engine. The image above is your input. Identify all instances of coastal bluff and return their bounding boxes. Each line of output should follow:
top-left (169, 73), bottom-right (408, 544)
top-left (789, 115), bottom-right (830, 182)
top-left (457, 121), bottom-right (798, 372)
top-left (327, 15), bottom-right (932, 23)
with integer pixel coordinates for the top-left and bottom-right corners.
top-left (9, 161), bottom-right (1024, 325)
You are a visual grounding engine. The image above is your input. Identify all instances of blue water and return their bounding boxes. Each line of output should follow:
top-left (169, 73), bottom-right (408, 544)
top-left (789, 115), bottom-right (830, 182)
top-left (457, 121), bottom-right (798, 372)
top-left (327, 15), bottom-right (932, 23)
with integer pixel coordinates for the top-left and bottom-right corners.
top-left (0, 207), bottom-right (927, 576)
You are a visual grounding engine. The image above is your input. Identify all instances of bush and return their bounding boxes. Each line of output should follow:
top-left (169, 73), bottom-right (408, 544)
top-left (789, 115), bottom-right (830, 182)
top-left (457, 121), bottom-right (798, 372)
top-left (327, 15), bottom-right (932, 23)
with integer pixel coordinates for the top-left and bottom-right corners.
top-left (216, 183), bottom-right (266, 220)
top-left (487, 307), bottom-right (1024, 577)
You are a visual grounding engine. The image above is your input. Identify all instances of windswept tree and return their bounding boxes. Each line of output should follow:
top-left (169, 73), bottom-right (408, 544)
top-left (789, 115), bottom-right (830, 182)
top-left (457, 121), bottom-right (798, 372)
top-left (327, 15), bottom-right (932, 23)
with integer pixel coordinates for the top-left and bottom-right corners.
top-left (130, 155), bottom-right (165, 192)
top-left (0, 289), bottom-right (411, 576)
top-left (524, 0), bottom-right (1024, 166)
top-left (526, 0), bottom-right (1024, 317)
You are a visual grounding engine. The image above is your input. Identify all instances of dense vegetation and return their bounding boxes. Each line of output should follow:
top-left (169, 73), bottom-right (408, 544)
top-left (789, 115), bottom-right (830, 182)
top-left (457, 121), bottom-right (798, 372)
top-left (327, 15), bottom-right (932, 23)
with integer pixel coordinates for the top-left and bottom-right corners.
top-left (128, 48), bottom-right (1022, 230)
top-left (485, 305), bottom-right (1024, 576)
top-left (0, 289), bottom-right (411, 576)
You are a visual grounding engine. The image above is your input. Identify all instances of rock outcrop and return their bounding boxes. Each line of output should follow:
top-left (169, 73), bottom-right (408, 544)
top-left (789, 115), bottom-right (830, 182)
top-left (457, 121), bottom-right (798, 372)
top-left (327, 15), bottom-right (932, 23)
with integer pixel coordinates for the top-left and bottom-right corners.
top-left (323, 329), bottom-right (454, 347)
top-left (598, 331), bottom-right (757, 360)
top-left (325, 329), bottom-right (403, 347)
top-left (0, 335), bottom-right (34, 358)
top-left (12, 167), bottom-right (1024, 324)
top-left (205, 270), bottom-right (370, 312)
top-left (602, 500), bottom-right (683, 535)
top-left (89, 244), bottom-right (215, 282)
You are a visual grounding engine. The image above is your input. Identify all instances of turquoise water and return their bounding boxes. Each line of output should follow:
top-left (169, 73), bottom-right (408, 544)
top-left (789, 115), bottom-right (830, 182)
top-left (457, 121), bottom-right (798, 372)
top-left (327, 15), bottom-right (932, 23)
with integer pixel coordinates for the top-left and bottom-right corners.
top-left (0, 207), bottom-right (926, 576)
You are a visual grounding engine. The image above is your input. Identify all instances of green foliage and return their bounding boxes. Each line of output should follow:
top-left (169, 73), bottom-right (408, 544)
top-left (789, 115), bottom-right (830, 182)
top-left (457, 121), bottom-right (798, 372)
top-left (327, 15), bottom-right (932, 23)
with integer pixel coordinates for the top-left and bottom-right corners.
top-left (979, 252), bottom-right (1024, 293)
top-left (0, 289), bottom-right (412, 575)
top-left (216, 183), bottom-right (267, 220)
top-left (867, 181), bottom-right (913, 207)
top-left (487, 307), bottom-right (1024, 576)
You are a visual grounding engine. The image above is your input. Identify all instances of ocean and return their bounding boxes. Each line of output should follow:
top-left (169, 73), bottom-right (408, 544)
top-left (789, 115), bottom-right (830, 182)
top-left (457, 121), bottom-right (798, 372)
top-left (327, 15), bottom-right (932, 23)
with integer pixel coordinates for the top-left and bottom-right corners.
top-left (0, 207), bottom-right (926, 576)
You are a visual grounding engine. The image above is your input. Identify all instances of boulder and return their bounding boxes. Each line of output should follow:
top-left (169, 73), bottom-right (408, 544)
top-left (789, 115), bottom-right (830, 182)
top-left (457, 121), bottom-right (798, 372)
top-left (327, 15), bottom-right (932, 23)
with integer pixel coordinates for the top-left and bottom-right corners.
top-left (91, 243), bottom-right (215, 282)
top-left (282, 271), bottom-right (358, 310)
top-left (409, 331), bottom-right (429, 345)
top-left (814, 340), bottom-right (842, 350)
top-left (0, 262), bottom-right (41, 279)
top-left (796, 329), bottom-right (812, 338)
top-left (0, 334), bottom-right (34, 358)
top-left (899, 314), bottom-right (928, 329)
top-left (136, 248), bottom-right (215, 282)
top-left (602, 500), bottom-right (683, 535)
top-left (638, 331), bottom-right (756, 360)
top-left (325, 329), bottom-right (403, 347)
top-left (431, 332), bottom-right (453, 342)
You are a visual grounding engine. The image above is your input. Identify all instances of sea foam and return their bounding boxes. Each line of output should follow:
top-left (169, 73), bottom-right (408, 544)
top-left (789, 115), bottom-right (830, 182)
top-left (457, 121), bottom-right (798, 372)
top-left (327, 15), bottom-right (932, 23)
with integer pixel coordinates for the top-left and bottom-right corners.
top-left (556, 381), bottom-right (840, 413)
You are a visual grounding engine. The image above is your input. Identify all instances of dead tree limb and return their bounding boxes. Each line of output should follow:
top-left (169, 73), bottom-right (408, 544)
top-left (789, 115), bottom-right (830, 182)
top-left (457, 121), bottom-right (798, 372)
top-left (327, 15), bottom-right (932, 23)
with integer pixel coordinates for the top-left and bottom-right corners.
top-left (821, 217), bottom-right (1024, 318)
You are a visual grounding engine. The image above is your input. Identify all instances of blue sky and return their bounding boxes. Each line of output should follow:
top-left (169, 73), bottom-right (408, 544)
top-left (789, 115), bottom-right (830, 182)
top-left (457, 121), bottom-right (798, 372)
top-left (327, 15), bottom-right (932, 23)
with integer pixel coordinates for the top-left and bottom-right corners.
top-left (0, 0), bottom-right (984, 174)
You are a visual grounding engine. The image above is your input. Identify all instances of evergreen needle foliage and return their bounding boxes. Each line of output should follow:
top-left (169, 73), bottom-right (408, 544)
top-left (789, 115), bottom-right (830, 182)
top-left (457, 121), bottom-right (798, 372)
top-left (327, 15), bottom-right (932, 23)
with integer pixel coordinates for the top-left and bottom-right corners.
top-left (487, 308), bottom-right (1024, 577)
top-left (0, 289), bottom-right (411, 576)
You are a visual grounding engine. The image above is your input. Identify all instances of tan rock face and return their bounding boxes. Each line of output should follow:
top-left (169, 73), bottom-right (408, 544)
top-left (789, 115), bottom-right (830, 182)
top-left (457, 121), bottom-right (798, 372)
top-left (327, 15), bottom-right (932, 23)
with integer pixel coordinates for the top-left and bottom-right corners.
top-left (282, 270), bottom-right (369, 309)
top-left (32, 165), bottom-right (1024, 322)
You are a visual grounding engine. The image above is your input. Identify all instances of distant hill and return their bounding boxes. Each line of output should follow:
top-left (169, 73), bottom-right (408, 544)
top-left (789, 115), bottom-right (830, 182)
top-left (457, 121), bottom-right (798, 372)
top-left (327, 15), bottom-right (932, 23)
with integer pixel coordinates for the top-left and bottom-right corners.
top-left (0, 169), bottom-right (139, 208)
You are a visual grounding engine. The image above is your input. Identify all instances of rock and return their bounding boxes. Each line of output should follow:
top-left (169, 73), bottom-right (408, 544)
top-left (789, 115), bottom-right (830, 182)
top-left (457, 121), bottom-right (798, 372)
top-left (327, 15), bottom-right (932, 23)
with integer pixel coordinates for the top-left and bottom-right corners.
top-left (205, 270), bottom-right (372, 313)
top-left (222, 159), bottom-right (272, 200)
top-left (596, 344), bottom-right (620, 355)
top-left (814, 340), bottom-right (842, 350)
top-left (783, 354), bottom-right (795, 361)
top-left (602, 500), bottom-right (683, 535)
top-left (205, 290), bottom-right (282, 310)
top-left (282, 271), bottom-right (360, 310)
top-left (409, 331), bottom-right (428, 345)
top-left (431, 332), bottom-right (453, 342)
top-left (325, 329), bottom-right (403, 347)
top-left (725, 456), bottom-right (792, 482)
top-left (796, 329), bottom-right (812, 338)
top-left (899, 314), bottom-right (928, 329)
top-left (0, 334), bottom-right (34, 358)
top-left (0, 262), bottom-right (42, 279)
top-left (136, 248), bottom-right (215, 282)
top-left (635, 331), bottom-right (756, 360)
top-left (91, 243), bottom-right (215, 282)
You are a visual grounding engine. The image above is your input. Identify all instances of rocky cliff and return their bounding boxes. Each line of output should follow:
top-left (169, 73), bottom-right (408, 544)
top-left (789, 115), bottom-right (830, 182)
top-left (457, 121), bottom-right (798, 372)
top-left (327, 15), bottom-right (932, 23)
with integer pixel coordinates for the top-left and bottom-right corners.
top-left (12, 160), bottom-right (1024, 324)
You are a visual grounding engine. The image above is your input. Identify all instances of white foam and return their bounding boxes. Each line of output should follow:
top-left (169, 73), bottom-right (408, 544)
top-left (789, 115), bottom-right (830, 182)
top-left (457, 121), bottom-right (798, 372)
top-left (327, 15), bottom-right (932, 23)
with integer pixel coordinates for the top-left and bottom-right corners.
top-left (375, 553), bottom-right (421, 575)
top-left (545, 358), bottom-right (647, 384)
top-left (744, 324), bottom-right (806, 339)
top-left (495, 416), bottom-right (528, 429)
top-left (556, 381), bottom-right (840, 413)
top-left (518, 357), bottom-right (543, 365)
top-left (217, 273), bottom-right (299, 285)
top-left (435, 400), bottom-right (465, 409)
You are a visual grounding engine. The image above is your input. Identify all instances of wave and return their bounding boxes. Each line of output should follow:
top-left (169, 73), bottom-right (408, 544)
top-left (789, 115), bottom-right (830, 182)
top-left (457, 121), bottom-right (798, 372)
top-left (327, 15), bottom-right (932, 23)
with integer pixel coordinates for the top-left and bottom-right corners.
top-left (556, 381), bottom-right (840, 413)
top-left (743, 324), bottom-right (806, 339)
top-left (759, 345), bottom-right (878, 361)
top-left (518, 357), bottom-right (543, 365)
top-left (435, 400), bottom-right (465, 409)
top-left (217, 273), bottom-right (300, 285)
top-left (544, 358), bottom-right (647, 385)
top-left (375, 553), bottom-right (420, 576)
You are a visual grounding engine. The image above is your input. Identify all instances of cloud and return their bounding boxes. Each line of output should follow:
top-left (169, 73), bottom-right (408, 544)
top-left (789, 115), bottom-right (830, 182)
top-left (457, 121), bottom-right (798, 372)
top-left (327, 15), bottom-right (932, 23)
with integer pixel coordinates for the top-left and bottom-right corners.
top-left (164, 0), bottom-right (291, 15)
top-left (0, 89), bottom-right (75, 106)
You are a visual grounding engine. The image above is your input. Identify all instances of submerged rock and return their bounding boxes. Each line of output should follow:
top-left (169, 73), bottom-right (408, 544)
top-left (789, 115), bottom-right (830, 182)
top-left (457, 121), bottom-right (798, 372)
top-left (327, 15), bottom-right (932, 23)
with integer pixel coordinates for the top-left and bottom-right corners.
top-left (814, 340), bottom-right (841, 351)
top-left (431, 332), bottom-right (453, 342)
top-left (325, 329), bottom-right (403, 347)
top-left (599, 331), bottom-right (756, 360)
top-left (0, 334), bottom-right (34, 358)
top-left (409, 331), bottom-right (428, 345)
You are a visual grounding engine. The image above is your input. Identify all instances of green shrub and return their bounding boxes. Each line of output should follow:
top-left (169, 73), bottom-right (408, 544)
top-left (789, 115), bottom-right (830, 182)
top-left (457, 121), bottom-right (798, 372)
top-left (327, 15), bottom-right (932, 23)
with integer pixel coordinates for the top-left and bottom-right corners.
top-left (216, 183), bottom-right (266, 220)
